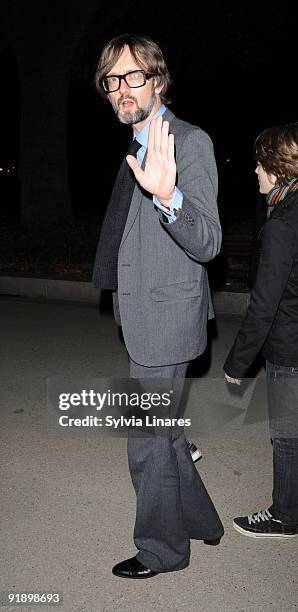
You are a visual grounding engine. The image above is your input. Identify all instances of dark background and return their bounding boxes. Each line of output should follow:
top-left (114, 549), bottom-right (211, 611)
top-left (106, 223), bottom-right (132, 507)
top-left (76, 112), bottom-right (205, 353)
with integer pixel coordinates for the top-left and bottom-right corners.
top-left (0, 0), bottom-right (296, 277)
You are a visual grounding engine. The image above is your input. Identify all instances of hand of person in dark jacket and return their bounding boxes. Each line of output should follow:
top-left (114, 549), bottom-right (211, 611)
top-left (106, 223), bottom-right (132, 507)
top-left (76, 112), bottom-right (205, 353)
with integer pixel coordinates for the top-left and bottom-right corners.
top-left (224, 372), bottom-right (241, 385)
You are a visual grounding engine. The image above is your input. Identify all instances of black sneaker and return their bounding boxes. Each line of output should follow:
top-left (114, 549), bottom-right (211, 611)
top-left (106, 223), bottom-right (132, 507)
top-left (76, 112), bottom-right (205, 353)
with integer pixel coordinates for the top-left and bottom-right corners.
top-left (187, 441), bottom-right (202, 463)
top-left (233, 508), bottom-right (298, 538)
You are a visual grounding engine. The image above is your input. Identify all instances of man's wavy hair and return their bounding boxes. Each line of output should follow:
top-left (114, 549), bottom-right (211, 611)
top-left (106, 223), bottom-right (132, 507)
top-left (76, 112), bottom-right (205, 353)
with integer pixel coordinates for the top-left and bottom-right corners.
top-left (94, 33), bottom-right (172, 105)
top-left (255, 122), bottom-right (298, 185)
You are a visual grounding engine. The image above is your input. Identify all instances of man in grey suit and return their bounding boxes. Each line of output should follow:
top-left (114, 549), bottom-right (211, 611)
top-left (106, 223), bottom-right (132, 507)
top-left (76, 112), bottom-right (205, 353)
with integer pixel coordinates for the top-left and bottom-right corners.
top-left (93, 33), bottom-right (224, 578)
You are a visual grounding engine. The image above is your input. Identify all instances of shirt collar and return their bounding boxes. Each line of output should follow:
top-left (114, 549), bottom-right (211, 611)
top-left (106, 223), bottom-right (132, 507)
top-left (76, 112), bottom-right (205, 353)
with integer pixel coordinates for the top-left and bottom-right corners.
top-left (133, 104), bottom-right (166, 148)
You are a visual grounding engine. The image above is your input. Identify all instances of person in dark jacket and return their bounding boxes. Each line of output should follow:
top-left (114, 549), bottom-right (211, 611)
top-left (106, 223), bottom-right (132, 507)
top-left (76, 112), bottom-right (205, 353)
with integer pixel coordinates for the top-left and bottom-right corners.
top-left (224, 121), bottom-right (298, 538)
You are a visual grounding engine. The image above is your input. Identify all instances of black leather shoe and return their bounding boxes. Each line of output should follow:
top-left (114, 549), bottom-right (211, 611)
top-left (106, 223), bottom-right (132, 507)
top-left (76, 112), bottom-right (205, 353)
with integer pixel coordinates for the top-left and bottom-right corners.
top-left (203, 537), bottom-right (221, 545)
top-left (112, 556), bottom-right (158, 579)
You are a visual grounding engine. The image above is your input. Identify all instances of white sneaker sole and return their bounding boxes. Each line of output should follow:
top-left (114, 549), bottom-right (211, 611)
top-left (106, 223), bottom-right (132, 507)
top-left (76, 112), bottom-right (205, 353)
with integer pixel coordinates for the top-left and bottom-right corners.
top-left (233, 521), bottom-right (298, 538)
top-left (191, 449), bottom-right (202, 462)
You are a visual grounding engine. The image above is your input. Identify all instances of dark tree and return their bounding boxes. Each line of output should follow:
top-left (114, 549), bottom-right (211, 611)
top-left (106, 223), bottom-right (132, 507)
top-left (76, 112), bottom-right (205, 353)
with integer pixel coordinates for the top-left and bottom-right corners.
top-left (2, 0), bottom-right (101, 224)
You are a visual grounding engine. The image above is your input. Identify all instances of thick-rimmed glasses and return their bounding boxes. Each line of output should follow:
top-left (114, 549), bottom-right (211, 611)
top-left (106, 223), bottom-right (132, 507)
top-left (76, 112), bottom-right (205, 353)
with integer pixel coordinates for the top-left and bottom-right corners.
top-left (101, 69), bottom-right (158, 93)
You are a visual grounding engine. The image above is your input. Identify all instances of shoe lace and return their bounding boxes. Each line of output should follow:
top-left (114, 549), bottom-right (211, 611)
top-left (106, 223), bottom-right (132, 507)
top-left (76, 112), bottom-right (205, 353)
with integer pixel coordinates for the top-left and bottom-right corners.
top-left (248, 508), bottom-right (273, 525)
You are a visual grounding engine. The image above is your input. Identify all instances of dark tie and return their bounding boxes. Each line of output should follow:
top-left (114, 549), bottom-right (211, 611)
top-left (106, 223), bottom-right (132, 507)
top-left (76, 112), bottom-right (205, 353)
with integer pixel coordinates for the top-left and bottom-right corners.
top-left (92, 139), bottom-right (142, 290)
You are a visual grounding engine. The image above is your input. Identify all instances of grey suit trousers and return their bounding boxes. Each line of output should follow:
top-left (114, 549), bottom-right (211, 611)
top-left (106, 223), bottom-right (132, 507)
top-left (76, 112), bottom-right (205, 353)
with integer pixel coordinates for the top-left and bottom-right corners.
top-left (128, 358), bottom-right (224, 573)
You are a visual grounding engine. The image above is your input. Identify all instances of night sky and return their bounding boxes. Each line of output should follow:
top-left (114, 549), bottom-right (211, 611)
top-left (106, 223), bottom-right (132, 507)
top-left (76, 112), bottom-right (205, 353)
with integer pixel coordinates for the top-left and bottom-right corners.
top-left (1, 0), bottom-right (297, 225)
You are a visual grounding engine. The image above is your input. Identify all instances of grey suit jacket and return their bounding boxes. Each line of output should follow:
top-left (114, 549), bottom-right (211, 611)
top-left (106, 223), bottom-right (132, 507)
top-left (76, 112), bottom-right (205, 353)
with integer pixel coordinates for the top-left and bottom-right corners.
top-left (109, 108), bottom-right (221, 366)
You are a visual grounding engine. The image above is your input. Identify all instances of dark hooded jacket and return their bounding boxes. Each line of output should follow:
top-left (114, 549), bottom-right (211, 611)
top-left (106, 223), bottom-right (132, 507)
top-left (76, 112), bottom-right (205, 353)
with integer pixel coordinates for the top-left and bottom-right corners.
top-left (224, 189), bottom-right (298, 378)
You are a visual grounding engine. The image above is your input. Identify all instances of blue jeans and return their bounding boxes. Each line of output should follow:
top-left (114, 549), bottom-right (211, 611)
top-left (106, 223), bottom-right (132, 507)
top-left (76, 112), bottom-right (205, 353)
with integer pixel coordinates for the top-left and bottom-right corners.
top-left (266, 361), bottom-right (298, 525)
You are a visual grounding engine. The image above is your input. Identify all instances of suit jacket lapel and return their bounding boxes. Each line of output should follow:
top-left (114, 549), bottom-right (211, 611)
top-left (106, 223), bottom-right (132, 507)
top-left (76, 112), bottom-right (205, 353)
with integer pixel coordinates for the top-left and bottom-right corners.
top-left (120, 108), bottom-right (175, 247)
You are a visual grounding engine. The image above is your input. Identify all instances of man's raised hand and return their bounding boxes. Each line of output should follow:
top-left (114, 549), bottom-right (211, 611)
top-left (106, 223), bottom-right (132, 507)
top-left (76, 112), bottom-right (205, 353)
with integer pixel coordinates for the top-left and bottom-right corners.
top-left (126, 116), bottom-right (176, 203)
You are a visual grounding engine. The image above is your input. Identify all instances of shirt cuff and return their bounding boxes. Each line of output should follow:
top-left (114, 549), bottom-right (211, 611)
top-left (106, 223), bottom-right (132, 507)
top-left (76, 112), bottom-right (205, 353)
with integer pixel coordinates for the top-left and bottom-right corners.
top-left (153, 188), bottom-right (183, 224)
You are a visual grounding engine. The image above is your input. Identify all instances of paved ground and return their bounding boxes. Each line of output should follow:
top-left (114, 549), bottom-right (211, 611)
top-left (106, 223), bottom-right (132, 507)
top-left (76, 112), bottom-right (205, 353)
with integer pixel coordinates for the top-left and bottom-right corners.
top-left (0, 297), bottom-right (297, 612)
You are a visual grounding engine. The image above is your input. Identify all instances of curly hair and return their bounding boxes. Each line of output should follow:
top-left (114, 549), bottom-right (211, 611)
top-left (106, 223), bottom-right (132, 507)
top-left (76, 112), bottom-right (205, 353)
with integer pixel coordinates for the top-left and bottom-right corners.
top-left (94, 33), bottom-right (172, 105)
top-left (255, 122), bottom-right (298, 185)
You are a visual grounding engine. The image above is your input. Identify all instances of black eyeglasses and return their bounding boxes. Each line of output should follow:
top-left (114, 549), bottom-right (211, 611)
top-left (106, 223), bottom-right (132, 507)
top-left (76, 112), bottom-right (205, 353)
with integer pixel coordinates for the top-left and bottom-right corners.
top-left (101, 69), bottom-right (158, 93)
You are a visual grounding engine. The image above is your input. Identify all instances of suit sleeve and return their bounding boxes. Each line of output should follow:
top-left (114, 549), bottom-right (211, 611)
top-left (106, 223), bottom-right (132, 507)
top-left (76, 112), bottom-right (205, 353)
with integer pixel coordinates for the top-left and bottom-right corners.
top-left (158, 128), bottom-right (222, 262)
top-left (224, 219), bottom-right (297, 378)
